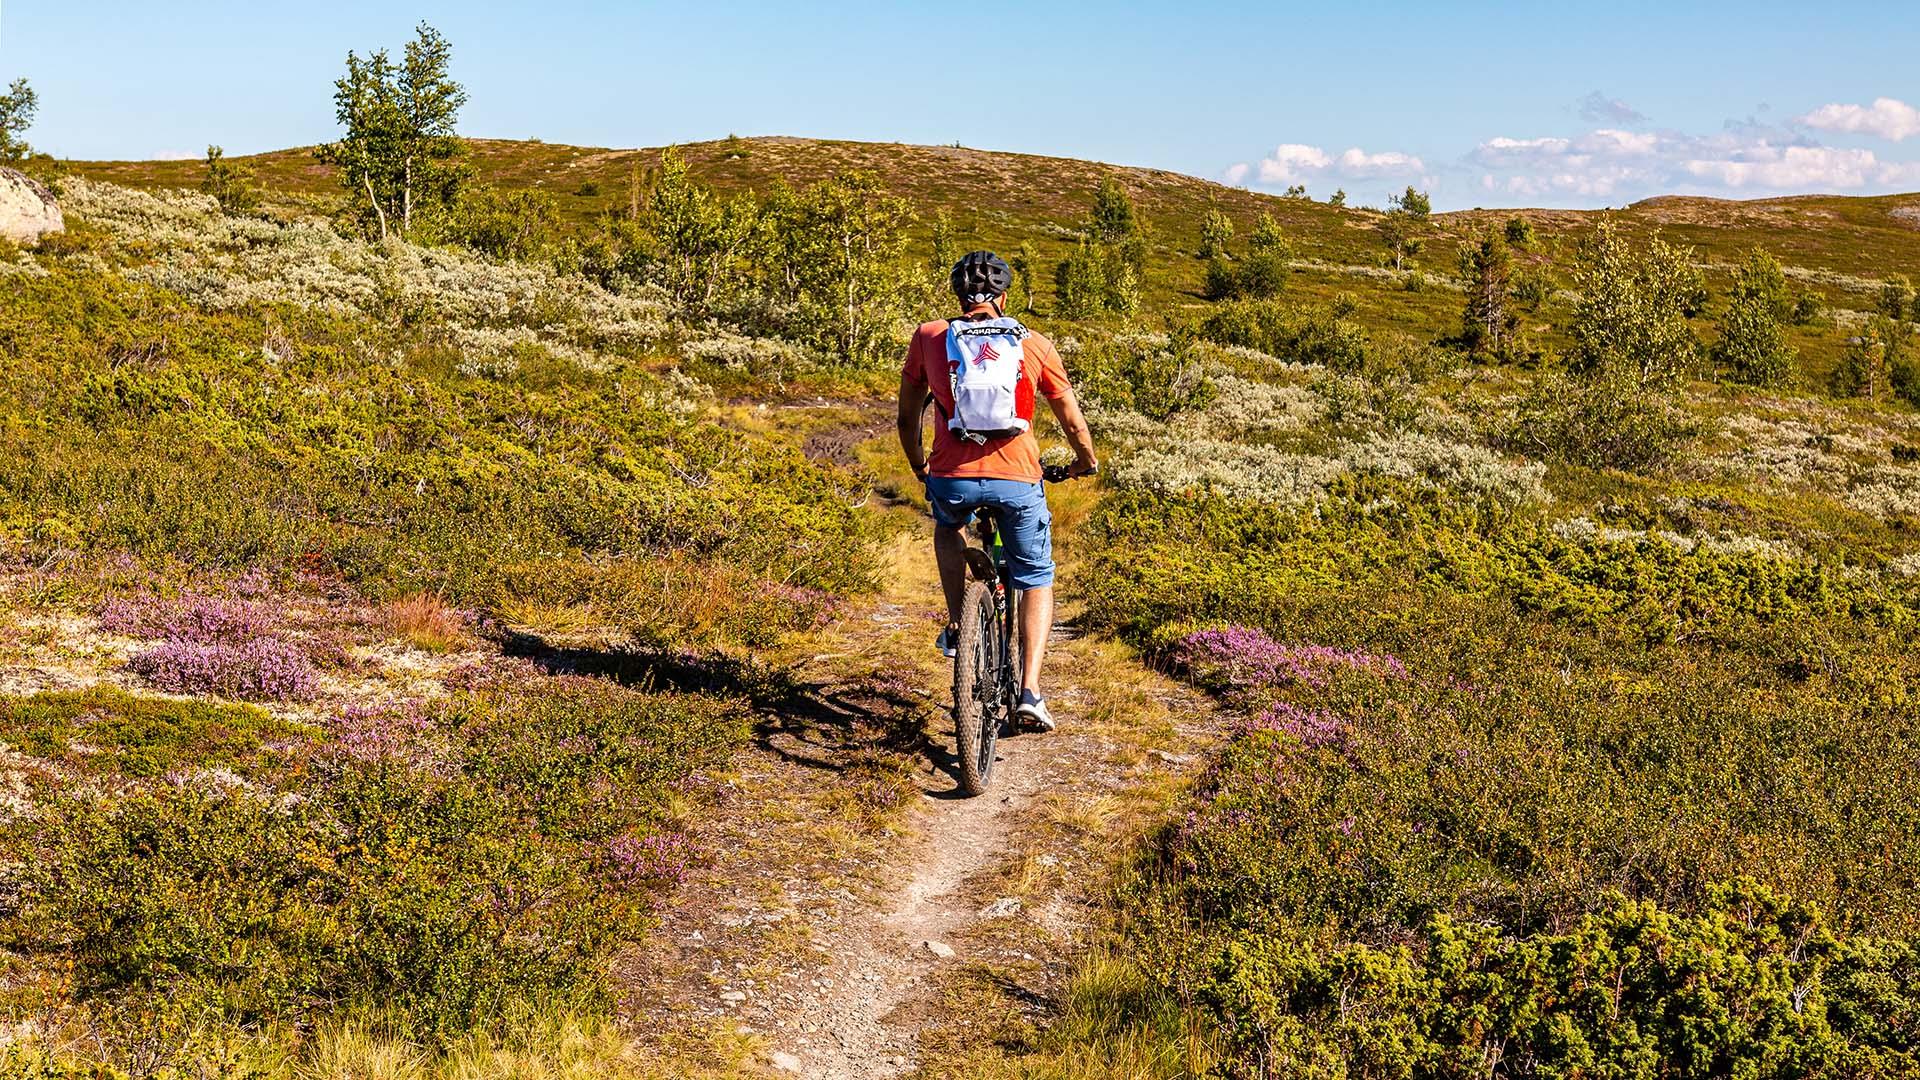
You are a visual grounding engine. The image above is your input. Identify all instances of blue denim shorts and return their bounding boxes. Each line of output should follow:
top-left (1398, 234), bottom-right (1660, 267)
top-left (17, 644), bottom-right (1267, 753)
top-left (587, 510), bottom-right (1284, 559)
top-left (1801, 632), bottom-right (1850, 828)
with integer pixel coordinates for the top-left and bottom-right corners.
top-left (925, 476), bottom-right (1054, 589)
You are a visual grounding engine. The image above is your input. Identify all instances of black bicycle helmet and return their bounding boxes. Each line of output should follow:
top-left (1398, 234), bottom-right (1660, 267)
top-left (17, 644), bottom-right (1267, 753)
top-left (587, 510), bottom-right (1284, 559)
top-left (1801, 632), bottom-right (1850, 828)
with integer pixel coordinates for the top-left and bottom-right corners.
top-left (951, 250), bottom-right (1014, 306)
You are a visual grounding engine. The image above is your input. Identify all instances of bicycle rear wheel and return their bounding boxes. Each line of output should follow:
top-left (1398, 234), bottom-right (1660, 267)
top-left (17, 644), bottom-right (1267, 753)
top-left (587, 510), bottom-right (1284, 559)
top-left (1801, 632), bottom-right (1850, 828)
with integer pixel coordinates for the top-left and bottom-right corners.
top-left (952, 579), bottom-right (1001, 796)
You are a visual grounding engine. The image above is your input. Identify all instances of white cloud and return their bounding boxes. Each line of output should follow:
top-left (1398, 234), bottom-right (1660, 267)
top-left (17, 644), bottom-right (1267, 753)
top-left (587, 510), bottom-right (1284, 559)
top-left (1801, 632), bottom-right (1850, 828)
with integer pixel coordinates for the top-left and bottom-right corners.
top-left (1684, 144), bottom-right (1920, 189)
top-left (1229, 100), bottom-right (1920, 208)
top-left (1333, 147), bottom-right (1423, 174)
top-left (1222, 161), bottom-right (1251, 186)
top-left (1253, 143), bottom-right (1422, 185)
top-left (1254, 144), bottom-right (1331, 183)
top-left (1799, 97), bottom-right (1920, 141)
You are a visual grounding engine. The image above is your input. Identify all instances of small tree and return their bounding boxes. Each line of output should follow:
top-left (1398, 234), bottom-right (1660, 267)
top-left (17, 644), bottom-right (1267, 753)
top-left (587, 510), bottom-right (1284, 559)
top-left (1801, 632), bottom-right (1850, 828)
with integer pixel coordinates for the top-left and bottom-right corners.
top-left (646, 146), bottom-right (750, 308)
top-left (1283, 184), bottom-right (1307, 199)
top-left (1008, 241), bottom-right (1039, 315)
top-left (1235, 213), bottom-right (1291, 299)
top-left (1376, 187), bottom-right (1430, 272)
top-left (785, 171), bottom-right (918, 363)
top-left (1565, 221), bottom-right (1700, 390)
top-left (928, 211), bottom-right (957, 282)
top-left (1712, 248), bottom-right (1797, 387)
top-left (201, 145), bottom-right (260, 214)
top-left (315, 22), bottom-right (469, 240)
top-left (0, 78), bottom-right (35, 162)
top-left (1460, 231), bottom-right (1519, 360)
top-left (1329, 189), bottom-right (1347, 208)
top-left (1199, 204), bottom-right (1234, 260)
top-left (1504, 216), bottom-right (1534, 249)
top-left (1055, 180), bottom-right (1148, 318)
top-left (451, 186), bottom-right (558, 261)
top-left (1830, 331), bottom-right (1890, 402)
top-left (1878, 275), bottom-right (1915, 323)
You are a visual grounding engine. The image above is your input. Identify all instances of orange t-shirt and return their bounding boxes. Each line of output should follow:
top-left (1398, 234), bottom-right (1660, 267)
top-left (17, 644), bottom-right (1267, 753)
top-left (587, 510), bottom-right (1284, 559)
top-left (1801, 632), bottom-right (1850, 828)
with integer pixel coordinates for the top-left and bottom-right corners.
top-left (901, 312), bottom-right (1072, 482)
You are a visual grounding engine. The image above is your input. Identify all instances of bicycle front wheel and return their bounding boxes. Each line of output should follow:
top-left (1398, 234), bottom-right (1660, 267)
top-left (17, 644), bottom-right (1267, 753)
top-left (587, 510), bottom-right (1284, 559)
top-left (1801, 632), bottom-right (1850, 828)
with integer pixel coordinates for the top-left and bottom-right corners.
top-left (952, 579), bottom-right (1001, 796)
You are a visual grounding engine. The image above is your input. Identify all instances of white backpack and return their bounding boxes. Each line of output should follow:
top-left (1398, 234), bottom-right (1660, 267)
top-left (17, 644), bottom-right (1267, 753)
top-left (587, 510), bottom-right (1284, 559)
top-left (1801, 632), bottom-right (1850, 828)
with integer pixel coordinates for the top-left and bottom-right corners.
top-left (943, 316), bottom-right (1033, 444)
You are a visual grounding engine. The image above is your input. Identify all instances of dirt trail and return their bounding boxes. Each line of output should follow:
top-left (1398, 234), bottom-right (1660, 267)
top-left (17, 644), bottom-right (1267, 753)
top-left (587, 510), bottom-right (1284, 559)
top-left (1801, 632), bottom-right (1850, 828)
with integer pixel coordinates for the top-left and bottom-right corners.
top-left (626, 526), bottom-right (1220, 1079)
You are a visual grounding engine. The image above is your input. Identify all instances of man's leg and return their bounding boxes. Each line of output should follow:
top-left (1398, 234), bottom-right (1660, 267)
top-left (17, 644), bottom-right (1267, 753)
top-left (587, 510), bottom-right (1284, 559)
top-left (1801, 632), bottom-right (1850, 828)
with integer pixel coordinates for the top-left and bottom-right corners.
top-left (1019, 584), bottom-right (1053, 695)
top-left (933, 522), bottom-right (968, 630)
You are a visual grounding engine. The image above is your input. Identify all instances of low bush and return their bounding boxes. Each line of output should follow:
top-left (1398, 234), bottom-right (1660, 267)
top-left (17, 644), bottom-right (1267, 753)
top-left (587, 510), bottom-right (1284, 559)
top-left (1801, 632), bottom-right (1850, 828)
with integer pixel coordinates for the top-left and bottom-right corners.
top-left (0, 687), bottom-right (308, 778)
top-left (1072, 332), bottom-right (1216, 421)
top-left (4, 680), bottom-right (741, 1043)
top-left (1198, 297), bottom-right (1370, 373)
top-left (126, 637), bottom-right (320, 701)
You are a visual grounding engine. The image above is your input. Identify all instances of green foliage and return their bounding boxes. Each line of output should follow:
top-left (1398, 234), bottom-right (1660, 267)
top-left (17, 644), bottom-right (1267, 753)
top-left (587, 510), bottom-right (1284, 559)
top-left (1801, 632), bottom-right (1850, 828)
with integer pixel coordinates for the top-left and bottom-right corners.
top-left (1074, 330), bottom-right (1218, 422)
top-left (1189, 881), bottom-right (1920, 1078)
top-left (1056, 180), bottom-right (1148, 318)
top-left (1503, 215), bottom-right (1534, 248)
top-left (928, 210), bottom-right (956, 282)
top-left (781, 170), bottom-right (919, 363)
top-left (1205, 213), bottom-right (1290, 300)
top-left (643, 146), bottom-right (754, 310)
top-left (1512, 367), bottom-right (1697, 471)
top-left (1198, 297), bottom-right (1369, 372)
top-left (1010, 239), bottom-right (1039, 314)
top-left (1458, 231), bottom-right (1520, 360)
top-left (1328, 188), bottom-right (1347, 208)
top-left (0, 687), bottom-right (308, 778)
top-left (1084, 481), bottom-right (1920, 1078)
top-left (449, 184), bottom-right (558, 261)
top-left (0, 267), bottom-right (876, 605)
top-left (1198, 203), bottom-right (1234, 260)
top-left (1714, 248), bottom-right (1798, 387)
top-left (314, 22), bottom-right (469, 240)
top-left (200, 146), bottom-right (260, 215)
top-left (6, 681), bottom-right (739, 1042)
top-left (1391, 185), bottom-right (1431, 221)
top-left (1566, 221), bottom-right (1702, 390)
top-left (0, 77), bottom-right (35, 162)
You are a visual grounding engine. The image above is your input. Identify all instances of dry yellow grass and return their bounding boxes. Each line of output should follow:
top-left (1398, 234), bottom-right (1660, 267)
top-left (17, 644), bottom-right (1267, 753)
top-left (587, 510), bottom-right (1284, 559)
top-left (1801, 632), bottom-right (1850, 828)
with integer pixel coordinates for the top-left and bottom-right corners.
top-left (380, 593), bottom-right (471, 654)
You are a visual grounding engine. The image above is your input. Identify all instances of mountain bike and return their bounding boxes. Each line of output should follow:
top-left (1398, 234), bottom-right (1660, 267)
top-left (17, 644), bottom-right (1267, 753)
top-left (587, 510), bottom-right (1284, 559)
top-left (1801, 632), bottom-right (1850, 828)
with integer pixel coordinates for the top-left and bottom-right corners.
top-left (951, 463), bottom-right (1079, 796)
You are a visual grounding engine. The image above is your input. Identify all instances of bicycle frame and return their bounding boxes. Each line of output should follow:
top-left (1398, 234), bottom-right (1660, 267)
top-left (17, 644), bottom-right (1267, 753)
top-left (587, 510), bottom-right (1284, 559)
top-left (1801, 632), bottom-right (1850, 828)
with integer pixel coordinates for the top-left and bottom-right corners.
top-left (974, 510), bottom-right (1022, 709)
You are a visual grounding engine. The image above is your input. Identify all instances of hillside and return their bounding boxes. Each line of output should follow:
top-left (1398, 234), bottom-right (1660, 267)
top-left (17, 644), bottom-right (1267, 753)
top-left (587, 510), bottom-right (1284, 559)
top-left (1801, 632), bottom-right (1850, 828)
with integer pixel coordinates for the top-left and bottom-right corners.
top-left (71, 135), bottom-right (1920, 304)
top-left (7, 137), bottom-right (1920, 1077)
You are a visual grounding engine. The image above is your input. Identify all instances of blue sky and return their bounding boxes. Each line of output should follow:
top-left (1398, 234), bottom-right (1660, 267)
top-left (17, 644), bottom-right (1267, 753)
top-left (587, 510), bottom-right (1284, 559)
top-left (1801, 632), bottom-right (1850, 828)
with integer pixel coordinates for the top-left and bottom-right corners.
top-left (5, 1), bottom-right (1918, 208)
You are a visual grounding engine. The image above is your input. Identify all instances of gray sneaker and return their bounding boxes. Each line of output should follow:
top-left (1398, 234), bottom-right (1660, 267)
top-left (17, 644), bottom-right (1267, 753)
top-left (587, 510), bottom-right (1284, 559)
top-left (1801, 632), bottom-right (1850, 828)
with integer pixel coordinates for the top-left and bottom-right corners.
top-left (935, 626), bottom-right (957, 658)
top-left (1015, 689), bottom-right (1055, 732)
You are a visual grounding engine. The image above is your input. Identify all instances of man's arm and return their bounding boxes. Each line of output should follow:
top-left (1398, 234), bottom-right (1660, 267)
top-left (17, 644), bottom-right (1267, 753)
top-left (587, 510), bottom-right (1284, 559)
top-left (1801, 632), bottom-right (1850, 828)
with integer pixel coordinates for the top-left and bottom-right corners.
top-left (897, 374), bottom-right (931, 482)
top-left (1043, 387), bottom-right (1099, 476)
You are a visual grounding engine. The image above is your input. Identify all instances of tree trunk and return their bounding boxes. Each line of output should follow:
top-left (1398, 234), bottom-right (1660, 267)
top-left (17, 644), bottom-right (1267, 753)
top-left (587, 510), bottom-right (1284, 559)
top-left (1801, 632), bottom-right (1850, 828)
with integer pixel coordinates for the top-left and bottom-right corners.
top-left (363, 170), bottom-right (389, 241)
top-left (402, 155), bottom-right (414, 235)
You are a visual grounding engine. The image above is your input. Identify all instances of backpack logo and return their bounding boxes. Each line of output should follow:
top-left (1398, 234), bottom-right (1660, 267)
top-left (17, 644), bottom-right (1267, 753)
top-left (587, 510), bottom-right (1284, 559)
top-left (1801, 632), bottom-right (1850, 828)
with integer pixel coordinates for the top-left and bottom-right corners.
top-left (974, 341), bottom-right (1000, 367)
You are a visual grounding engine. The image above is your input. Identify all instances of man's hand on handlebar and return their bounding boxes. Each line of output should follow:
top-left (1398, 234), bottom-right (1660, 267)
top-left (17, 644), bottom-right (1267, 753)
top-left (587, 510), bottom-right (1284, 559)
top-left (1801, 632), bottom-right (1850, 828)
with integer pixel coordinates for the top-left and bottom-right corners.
top-left (1042, 459), bottom-right (1099, 484)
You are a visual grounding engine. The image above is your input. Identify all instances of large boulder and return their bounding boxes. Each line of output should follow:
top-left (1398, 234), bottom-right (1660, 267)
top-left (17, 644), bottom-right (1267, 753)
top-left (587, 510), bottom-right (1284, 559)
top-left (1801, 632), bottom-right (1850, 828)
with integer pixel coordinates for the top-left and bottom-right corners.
top-left (0, 166), bottom-right (63, 245)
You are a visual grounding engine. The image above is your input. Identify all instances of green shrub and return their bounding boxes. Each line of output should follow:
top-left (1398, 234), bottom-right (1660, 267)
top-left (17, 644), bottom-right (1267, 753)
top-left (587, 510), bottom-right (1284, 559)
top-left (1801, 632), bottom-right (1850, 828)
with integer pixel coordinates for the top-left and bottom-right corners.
top-left (1199, 298), bottom-right (1369, 373)
top-left (1510, 368), bottom-right (1699, 472)
top-left (7, 680), bottom-right (740, 1042)
top-left (1074, 332), bottom-right (1217, 421)
top-left (1187, 881), bottom-right (1920, 1078)
top-left (0, 687), bottom-right (310, 778)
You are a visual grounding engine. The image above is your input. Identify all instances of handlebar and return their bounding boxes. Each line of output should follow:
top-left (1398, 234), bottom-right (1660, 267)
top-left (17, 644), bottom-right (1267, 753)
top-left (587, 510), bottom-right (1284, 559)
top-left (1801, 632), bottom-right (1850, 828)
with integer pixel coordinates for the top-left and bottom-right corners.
top-left (1041, 463), bottom-right (1097, 484)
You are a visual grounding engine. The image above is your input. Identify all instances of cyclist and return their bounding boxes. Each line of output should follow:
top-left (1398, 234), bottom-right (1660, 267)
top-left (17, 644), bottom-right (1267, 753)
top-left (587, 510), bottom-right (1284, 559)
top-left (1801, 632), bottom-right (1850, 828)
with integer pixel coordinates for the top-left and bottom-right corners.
top-left (897, 250), bottom-right (1098, 733)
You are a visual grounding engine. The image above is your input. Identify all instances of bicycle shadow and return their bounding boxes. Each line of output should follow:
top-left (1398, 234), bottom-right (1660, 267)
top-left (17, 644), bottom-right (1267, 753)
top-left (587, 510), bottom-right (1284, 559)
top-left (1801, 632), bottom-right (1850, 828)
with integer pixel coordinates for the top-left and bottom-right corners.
top-left (497, 630), bottom-right (933, 773)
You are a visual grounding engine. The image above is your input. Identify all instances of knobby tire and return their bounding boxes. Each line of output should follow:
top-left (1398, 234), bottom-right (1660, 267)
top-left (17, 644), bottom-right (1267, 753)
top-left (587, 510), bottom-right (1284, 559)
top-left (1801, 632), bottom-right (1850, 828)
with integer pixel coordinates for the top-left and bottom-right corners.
top-left (953, 580), bottom-right (1000, 796)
